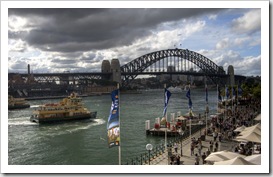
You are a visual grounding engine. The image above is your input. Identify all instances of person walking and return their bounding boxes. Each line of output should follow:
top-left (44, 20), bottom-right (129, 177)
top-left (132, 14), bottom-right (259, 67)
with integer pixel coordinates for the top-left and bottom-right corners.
top-left (213, 131), bottom-right (218, 142)
top-left (209, 141), bottom-right (213, 152)
top-left (194, 153), bottom-right (200, 165)
top-left (190, 143), bottom-right (195, 156)
top-left (215, 141), bottom-right (219, 151)
top-left (201, 152), bottom-right (207, 164)
top-left (176, 155), bottom-right (180, 165)
top-left (218, 133), bottom-right (222, 142)
top-left (198, 143), bottom-right (202, 156)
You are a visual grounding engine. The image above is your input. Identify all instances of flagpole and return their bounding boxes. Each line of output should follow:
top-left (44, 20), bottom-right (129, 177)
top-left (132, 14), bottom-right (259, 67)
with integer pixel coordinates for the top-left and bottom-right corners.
top-left (236, 85), bottom-right (239, 109)
top-left (189, 84), bottom-right (191, 142)
top-left (225, 85), bottom-right (227, 121)
top-left (217, 84), bottom-right (219, 113)
top-left (205, 84), bottom-right (208, 137)
top-left (232, 86), bottom-right (233, 115)
top-left (117, 83), bottom-right (121, 165)
top-left (164, 84), bottom-right (168, 165)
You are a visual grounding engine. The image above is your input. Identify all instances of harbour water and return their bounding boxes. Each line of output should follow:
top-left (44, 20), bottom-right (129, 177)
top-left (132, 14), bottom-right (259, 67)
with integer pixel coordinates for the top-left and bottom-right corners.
top-left (8, 88), bottom-right (218, 165)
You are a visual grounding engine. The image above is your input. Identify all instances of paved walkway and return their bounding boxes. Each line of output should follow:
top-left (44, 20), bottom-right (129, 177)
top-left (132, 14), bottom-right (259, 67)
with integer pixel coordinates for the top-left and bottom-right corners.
top-left (145, 128), bottom-right (237, 165)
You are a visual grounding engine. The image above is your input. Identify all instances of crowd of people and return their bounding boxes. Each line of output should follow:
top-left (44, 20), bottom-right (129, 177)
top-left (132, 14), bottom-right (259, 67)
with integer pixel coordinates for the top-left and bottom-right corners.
top-left (167, 98), bottom-right (261, 165)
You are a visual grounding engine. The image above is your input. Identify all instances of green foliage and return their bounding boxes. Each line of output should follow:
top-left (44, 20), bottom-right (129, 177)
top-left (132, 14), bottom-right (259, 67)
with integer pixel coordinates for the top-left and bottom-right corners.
top-left (241, 81), bottom-right (261, 99)
top-left (252, 84), bottom-right (261, 98)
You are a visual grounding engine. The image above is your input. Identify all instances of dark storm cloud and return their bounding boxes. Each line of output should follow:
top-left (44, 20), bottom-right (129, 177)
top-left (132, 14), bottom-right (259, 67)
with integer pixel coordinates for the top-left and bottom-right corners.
top-left (8, 30), bottom-right (27, 40)
top-left (8, 8), bottom-right (106, 19)
top-left (9, 8), bottom-right (224, 53)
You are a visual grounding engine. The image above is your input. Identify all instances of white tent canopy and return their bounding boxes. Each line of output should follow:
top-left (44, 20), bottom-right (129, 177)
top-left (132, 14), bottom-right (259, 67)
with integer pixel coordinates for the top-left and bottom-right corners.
top-left (239, 127), bottom-right (261, 136)
top-left (244, 123), bottom-right (261, 131)
top-left (175, 116), bottom-right (187, 121)
top-left (205, 150), bottom-right (245, 162)
top-left (244, 154), bottom-right (261, 165)
top-left (237, 123), bottom-right (261, 138)
top-left (214, 156), bottom-right (256, 165)
top-left (254, 114), bottom-right (261, 121)
top-left (234, 125), bottom-right (246, 132)
top-left (235, 131), bottom-right (261, 143)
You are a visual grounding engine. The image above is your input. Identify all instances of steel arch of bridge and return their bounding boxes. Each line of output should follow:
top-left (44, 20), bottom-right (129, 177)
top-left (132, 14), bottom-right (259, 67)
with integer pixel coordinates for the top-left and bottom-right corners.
top-left (120, 48), bottom-right (226, 87)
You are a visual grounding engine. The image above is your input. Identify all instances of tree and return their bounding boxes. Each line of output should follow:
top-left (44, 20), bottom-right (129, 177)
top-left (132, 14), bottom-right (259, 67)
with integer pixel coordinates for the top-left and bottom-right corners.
top-left (241, 77), bottom-right (261, 100)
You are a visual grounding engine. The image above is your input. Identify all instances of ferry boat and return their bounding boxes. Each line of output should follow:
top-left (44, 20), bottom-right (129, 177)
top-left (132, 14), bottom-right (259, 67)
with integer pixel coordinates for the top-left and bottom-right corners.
top-left (8, 95), bottom-right (30, 110)
top-left (30, 93), bottom-right (97, 123)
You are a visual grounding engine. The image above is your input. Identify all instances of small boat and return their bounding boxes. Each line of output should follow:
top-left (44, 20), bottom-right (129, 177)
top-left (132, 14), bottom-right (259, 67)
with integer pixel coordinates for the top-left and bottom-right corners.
top-left (30, 92), bottom-right (97, 123)
top-left (8, 95), bottom-right (30, 110)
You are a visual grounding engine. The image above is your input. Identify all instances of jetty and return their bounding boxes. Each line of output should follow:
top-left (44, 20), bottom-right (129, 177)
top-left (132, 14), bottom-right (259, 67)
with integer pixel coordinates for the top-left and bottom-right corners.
top-left (145, 112), bottom-right (210, 138)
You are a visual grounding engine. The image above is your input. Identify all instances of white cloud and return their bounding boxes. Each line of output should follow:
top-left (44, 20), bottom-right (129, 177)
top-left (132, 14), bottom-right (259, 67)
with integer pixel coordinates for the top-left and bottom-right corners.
top-left (9, 39), bottom-right (27, 52)
top-left (182, 20), bottom-right (206, 38)
top-left (233, 37), bottom-right (250, 46)
top-left (231, 9), bottom-right (261, 34)
top-left (197, 49), bottom-right (260, 76)
top-left (8, 16), bottom-right (28, 32)
top-left (249, 38), bottom-right (261, 47)
top-left (99, 20), bottom-right (207, 66)
top-left (215, 38), bottom-right (230, 50)
top-left (233, 55), bottom-right (261, 76)
top-left (150, 20), bottom-right (206, 50)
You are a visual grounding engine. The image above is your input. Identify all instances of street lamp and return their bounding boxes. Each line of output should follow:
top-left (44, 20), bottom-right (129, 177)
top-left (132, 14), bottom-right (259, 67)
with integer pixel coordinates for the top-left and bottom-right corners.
top-left (179, 128), bottom-right (184, 156)
top-left (146, 144), bottom-right (153, 165)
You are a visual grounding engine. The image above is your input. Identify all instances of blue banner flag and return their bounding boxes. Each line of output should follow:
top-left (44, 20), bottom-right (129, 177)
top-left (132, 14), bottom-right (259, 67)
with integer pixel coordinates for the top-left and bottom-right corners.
top-left (107, 89), bottom-right (120, 148)
top-left (163, 88), bottom-right (171, 117)
top-left (186, 88), bottom-right (192, 109)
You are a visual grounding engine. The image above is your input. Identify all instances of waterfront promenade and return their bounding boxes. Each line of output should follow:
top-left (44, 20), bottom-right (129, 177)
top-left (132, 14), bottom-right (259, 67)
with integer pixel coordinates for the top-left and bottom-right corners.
top-left (145, 128), bottom-right (236, 165)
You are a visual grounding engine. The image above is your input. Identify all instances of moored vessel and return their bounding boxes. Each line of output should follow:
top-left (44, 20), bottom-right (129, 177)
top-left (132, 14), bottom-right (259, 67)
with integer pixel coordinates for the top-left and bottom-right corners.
top-left (30, 92), bottom-right (97, 123)
top-left (8, 95), bottom-right (30, 110)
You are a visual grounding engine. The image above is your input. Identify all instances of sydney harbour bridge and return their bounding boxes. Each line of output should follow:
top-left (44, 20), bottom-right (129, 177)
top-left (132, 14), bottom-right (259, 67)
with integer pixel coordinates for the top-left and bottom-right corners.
top-left (8, 49), bottom-right (246, 97)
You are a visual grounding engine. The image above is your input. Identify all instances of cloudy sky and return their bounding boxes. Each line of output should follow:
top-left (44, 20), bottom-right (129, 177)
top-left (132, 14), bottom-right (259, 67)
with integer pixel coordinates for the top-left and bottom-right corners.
top-left (8, 7), bottom-right (261, 76)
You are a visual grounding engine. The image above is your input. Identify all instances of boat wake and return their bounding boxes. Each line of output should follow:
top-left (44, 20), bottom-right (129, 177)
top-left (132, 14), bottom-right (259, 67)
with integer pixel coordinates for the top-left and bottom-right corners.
top-left (40, 118), bottom-right (106, 137)
top-left (92, 118), bottom-right (106, 126)
top-left (8, 117), bottom-right (37, 126)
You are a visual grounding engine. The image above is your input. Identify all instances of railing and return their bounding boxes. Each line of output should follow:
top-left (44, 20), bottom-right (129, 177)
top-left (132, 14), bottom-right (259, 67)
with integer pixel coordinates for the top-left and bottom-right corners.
top-left (123, 124), bottom-right (206, 165)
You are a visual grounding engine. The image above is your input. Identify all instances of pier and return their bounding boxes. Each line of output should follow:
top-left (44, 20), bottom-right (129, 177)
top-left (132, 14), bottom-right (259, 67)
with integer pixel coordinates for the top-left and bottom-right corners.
top-left (145, 127), bottom-right (235, 165)
top-left (125, 101), bottom-right (261, 166)
top-left (145, 112), bottom-right (209, 137)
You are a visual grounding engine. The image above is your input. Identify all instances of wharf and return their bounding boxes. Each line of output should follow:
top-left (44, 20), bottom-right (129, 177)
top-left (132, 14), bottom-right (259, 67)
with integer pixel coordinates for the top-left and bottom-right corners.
top-left (144, 127), bottom-right (236, 165)
top-left (25, 94), bottom-right (89, 100)
top-left (146, 128), bottom-right (180, 136)
top-left (25, 95), bottom-right (67, 100)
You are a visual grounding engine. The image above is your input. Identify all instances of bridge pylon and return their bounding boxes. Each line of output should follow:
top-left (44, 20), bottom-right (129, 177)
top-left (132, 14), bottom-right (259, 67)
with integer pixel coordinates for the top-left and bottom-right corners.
top-left (111, 59), bottom-right (121, 84)
top-left (227, 65), bottom-right (235, 86)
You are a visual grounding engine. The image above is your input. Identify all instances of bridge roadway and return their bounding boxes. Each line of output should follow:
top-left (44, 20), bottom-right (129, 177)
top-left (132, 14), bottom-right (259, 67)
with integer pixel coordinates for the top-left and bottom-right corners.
top-left (9, 71), bottom-right (244, 83)
top-left (144, 127), bottom-right (236, 165)
top-left (8, 71), bottom-right (228, 77)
